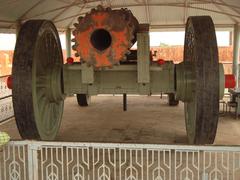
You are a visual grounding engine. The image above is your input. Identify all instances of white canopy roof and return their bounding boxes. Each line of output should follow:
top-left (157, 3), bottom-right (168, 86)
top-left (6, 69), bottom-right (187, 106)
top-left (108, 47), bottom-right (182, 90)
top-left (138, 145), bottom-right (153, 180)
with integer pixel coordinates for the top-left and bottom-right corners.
top-left (0, 0), bottom-right (239, 31)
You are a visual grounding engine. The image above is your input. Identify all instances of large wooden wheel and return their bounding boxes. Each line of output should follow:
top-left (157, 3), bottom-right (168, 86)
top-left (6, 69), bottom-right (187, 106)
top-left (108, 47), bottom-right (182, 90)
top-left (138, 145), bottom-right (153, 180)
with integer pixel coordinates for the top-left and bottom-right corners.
top-left (176, 16), bottom-right (219, 144)
top-left (184, 16), bottom-right (219, 144)
top-left (12, 20), bottom-right (64, 140)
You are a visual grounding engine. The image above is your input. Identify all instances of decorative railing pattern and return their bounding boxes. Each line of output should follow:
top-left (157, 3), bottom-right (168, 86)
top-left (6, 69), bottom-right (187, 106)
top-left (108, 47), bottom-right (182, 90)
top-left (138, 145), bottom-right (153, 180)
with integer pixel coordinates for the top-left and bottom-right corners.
top-left (1, 141), bottom-right (240, 180)
top-left (0, 75), bottom-right (14, 123)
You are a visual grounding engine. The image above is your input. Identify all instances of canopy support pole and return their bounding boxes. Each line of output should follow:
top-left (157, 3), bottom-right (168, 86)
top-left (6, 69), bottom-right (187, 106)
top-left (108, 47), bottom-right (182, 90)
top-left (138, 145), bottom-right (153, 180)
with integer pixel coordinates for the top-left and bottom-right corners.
top-left (66, 28), bottom-right (72, 58)
top-left (233, 23), bottom-right (240, 88)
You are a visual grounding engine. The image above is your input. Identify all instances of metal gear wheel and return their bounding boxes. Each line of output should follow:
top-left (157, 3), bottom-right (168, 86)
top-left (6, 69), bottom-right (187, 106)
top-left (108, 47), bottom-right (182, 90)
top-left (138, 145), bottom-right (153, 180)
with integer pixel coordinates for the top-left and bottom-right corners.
top-left (72, 5), bottom-right (139, 68)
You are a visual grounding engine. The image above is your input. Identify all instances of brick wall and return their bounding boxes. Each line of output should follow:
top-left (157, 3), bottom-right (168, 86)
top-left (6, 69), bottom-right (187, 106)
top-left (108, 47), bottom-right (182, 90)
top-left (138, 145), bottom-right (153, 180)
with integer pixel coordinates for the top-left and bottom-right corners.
top-left (150, 46), bottom-right (233, 63)
top-left (0, 46), bottom-right (235, 76)
top-left (0, 51), bottom-right (13, 76)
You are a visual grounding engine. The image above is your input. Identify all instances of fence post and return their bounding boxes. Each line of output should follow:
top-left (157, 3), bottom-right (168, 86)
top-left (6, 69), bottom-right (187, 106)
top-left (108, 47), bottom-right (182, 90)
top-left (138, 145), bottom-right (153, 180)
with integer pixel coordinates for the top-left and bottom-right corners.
top-left (27, 142), bottom-right (39, 180)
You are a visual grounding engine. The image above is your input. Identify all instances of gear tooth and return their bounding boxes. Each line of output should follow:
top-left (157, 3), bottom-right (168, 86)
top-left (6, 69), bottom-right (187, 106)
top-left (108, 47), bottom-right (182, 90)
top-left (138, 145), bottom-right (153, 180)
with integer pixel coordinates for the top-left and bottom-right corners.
top-left (78, 16), bottom-right (83, 22)
top-left (72, 44), bottom-right (77, 50)
top-left (97, 5), bottom-right (104, 11)
top-left (91, 8), bottom-right (96, 13)
top-left (72, 30), bottom-right (78, 36)
top-left (73, 23), bottom-right (78, 28)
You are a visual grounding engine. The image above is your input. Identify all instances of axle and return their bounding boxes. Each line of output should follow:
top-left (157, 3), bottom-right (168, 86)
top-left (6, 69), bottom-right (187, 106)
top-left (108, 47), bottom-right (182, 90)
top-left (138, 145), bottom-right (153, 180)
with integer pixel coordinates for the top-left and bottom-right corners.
top-left (62, 32), bottom-right (232, 100)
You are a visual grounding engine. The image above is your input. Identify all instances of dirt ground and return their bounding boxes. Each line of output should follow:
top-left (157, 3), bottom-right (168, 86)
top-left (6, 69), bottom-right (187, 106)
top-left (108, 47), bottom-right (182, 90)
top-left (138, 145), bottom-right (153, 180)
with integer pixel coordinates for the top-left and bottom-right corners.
top-left (1, 95), bottom-right (240, 145)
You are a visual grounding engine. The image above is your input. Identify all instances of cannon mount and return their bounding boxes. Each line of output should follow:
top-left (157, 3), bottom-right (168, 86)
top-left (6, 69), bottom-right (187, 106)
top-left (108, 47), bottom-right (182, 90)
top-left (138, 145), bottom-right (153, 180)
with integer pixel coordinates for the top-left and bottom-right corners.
top-left (11, 7), bottom-right (227, 145)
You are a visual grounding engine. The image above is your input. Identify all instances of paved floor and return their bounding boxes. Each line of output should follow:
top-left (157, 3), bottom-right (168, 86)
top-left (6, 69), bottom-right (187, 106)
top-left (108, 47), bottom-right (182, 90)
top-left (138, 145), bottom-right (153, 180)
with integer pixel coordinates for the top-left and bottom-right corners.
top-left (1, 95), bottom-right (240, 145)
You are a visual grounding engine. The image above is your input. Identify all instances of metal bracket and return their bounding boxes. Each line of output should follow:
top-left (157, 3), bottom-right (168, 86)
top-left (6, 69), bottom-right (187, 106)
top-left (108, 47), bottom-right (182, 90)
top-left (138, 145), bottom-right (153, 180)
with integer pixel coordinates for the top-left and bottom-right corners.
top-left (81, 63), bottom-right (94, 84)
top-left (137, 32), bottom-right (150, 94)
top-left (137, 32), bottom-right (150, 83)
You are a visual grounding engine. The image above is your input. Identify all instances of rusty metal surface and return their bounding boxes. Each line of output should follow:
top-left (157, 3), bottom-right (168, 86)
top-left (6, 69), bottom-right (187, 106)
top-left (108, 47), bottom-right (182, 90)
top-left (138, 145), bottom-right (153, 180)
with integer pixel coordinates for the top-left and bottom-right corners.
top-left (72, 5), bottom-right (139, 68)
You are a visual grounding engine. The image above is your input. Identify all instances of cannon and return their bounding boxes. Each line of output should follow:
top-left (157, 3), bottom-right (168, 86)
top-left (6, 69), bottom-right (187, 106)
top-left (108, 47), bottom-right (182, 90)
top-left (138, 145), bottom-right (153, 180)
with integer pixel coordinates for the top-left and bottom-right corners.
top-left (10, 5), bottom-right (235, 144)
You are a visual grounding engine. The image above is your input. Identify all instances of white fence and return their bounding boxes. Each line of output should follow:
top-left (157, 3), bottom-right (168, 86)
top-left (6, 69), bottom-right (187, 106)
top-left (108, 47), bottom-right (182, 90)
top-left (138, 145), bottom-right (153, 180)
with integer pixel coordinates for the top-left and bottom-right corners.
top-left (0, 75), bottom-right (14, 123)
top-left (1, 141), bottom-right (240, 180)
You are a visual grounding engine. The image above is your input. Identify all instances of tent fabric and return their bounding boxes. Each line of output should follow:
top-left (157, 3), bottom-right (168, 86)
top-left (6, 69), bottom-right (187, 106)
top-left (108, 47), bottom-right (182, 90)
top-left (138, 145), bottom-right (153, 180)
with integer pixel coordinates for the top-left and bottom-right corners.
top-left (0, 0), bottom-right (239, 30)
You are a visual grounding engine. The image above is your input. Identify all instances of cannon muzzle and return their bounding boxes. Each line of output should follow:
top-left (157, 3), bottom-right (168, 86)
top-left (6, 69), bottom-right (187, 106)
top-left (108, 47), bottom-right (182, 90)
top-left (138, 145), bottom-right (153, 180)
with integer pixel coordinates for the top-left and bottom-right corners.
top-left (90, 29), bottom-right (112, 51)
top-left (72, 5), bottom-right (139, 68)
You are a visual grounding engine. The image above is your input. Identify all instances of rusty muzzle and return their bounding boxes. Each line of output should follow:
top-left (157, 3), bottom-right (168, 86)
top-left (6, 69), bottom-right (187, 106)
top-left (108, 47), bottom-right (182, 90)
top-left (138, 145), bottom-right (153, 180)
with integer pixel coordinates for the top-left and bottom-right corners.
top-left (72, 5), bottom-right (139, 68)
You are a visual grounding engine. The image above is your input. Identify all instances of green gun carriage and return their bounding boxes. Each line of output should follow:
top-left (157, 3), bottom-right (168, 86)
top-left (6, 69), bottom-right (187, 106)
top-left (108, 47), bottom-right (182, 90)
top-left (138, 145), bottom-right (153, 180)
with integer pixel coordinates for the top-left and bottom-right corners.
top-left (11, 5), bottom-right (230, 144)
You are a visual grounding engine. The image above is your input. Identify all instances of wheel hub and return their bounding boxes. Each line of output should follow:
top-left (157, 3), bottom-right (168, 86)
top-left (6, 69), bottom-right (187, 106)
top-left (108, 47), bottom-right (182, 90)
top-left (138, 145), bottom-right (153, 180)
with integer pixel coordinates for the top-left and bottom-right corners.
top-left (46, 66), bottom-right (64, 103)
top-left (176, 62), bottom-right (225, 102)
top-left (176, 62), bottom-right (195, 102)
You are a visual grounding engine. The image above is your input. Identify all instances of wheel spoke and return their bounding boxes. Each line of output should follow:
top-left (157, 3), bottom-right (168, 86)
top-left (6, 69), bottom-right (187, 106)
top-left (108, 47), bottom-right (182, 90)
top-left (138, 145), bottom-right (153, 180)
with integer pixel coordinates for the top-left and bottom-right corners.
top-left (36, 76), bottom-right (47, 88)
top-left (42, 103), bottom-right (51, 129)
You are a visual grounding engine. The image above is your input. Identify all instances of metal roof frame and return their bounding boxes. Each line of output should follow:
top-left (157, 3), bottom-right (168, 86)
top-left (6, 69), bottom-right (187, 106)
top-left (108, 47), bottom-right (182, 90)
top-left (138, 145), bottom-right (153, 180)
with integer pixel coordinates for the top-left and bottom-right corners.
top-left (0, 0), bottom-right (239, 30)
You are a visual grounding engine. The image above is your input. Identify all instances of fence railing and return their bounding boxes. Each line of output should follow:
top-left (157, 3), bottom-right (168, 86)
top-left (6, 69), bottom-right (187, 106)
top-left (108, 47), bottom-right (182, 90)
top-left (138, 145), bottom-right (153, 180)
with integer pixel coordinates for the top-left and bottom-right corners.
top-left (1, 141), bottom-right (240, 180)
top-left (0, 75), bottom-right (14, 123)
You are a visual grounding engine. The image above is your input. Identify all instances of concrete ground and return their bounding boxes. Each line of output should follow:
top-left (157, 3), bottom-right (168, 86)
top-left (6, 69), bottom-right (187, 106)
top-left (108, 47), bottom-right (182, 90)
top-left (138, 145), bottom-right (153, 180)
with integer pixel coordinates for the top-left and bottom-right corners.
top-left (1, 95), bottom-right (240, 145)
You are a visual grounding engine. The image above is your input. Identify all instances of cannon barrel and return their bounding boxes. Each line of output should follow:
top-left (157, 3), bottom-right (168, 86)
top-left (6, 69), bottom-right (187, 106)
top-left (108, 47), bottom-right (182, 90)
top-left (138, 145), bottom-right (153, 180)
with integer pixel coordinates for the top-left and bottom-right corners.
top-left (72, 5), bottom-right (139, 67)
